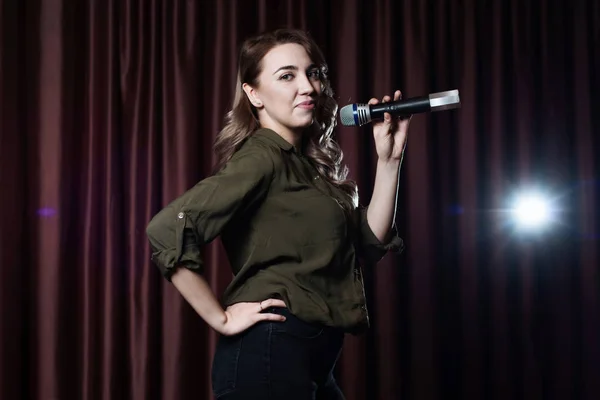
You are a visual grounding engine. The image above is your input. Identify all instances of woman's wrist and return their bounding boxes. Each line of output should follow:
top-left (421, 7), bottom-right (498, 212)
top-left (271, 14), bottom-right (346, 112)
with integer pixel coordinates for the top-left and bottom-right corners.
top-left (376, 157), bottom-right (401, 174)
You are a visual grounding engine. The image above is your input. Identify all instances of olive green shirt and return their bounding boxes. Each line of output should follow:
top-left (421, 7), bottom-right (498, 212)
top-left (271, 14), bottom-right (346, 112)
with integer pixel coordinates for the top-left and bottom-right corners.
top-left (146, 128), bottom-right (404, 333)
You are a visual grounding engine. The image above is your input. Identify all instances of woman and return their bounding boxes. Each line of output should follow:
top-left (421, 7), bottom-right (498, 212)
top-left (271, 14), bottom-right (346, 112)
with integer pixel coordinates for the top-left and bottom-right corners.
top-left (146, 28), bottom-right (410, 399)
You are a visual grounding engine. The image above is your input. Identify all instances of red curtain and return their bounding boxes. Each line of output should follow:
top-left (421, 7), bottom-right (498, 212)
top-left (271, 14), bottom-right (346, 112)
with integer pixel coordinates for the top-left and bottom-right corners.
top-left (1, 0), bottom-right (598, 399)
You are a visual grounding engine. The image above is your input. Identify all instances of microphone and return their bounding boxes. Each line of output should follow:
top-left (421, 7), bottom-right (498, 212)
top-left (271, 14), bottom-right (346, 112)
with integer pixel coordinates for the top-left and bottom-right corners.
top-left (339, 89), bottom-right (461, 127)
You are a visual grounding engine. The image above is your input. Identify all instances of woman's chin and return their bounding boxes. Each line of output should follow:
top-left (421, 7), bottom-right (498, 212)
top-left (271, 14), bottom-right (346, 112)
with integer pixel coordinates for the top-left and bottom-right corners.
top-left (293, 117), bottom-right (315, 129)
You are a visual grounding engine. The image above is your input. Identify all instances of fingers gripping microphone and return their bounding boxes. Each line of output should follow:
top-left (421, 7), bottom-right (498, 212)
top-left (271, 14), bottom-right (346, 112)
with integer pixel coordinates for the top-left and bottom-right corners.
top-left (339, 89), bottom-right (461, 127)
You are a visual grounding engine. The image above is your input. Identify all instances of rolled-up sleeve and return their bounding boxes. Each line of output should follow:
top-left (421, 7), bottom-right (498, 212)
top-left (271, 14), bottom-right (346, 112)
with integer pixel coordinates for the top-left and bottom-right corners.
top-left (146, 144), bottom-right (275, 281)
top-left (355, 206), bottom-right (404, 264)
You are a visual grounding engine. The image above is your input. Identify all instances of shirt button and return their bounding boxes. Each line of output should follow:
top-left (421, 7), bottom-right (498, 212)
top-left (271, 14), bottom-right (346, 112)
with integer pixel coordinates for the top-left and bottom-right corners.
top-left (177, 212), bottom-right (184, 219)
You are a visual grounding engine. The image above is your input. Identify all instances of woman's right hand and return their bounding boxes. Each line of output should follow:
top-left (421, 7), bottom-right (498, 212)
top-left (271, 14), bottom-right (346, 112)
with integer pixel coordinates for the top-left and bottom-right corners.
top-left (218, 298), bottom-right (287, 336)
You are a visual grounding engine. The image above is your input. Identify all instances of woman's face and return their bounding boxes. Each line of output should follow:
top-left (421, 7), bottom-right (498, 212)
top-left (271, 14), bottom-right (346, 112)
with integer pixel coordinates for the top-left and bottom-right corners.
top-left (243, 43), bottom-right (322, 141)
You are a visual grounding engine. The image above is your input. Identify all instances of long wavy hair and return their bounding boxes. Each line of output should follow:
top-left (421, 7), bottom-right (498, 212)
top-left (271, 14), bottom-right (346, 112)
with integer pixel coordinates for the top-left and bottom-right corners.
top-left (213, 28), bottom-right (358, 208)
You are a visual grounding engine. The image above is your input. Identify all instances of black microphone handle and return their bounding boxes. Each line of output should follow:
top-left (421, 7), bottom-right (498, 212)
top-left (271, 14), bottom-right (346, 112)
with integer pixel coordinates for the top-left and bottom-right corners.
top-left (370, 96), bottom-right (431, 119)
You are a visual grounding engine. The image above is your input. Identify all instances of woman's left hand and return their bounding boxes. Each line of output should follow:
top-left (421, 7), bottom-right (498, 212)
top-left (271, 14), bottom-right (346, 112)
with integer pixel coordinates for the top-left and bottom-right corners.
top-left (369, 90), bottom-right (412, 163)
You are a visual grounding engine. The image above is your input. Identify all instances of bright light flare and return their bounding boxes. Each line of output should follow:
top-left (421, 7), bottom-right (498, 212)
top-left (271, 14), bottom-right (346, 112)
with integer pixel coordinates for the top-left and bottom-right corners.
top-left (511, 193), bottom-right (552, 229)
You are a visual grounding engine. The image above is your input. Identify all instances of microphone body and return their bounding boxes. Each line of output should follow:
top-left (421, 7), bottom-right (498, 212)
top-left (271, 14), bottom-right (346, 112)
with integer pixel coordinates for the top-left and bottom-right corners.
top-left (340, 89), bottom-right (460, 127)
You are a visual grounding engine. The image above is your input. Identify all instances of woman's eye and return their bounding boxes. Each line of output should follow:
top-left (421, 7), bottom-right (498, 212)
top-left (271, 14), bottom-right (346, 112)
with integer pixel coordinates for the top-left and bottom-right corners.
top-left (308, 70), bottom-right (321, 80)
top-left (280, 70), bottom-right (320, 81)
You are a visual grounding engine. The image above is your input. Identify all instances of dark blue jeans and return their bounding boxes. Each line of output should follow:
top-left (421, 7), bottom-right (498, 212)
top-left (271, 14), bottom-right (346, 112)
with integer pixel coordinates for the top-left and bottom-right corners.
top-left (211, 307), bottom-right (346, 399)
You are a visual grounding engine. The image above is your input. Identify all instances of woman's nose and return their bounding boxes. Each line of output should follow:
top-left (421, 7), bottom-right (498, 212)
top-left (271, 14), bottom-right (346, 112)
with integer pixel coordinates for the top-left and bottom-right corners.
top-left (297, 75), bottom-right (316, 95)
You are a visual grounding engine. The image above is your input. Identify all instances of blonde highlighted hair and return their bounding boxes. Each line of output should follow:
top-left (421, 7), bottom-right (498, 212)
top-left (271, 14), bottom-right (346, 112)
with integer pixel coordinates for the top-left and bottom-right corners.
top-left (213, 28), bottom-right (358, 208)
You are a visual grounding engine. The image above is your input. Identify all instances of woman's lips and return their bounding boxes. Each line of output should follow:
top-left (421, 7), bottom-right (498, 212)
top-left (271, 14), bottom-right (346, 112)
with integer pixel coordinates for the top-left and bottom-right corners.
top-left (296, 101), bottom-right (315, 109)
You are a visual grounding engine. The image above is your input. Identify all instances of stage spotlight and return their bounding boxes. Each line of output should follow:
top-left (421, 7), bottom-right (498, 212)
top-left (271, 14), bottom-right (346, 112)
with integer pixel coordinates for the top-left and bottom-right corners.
top-left (510, 192), bottom-right (552, 230)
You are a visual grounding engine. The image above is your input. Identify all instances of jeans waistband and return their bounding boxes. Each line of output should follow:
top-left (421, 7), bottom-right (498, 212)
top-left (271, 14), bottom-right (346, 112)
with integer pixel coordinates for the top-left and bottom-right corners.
top-left (262, 306), bottom-right (344, 336)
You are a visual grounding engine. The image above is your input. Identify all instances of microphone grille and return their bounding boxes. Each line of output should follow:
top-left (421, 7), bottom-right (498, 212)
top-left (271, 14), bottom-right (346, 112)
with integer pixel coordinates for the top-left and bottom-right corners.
top-left (340, 104), bottom-right (370, 126)
top-left (340, 104), bottom-right (357, 126)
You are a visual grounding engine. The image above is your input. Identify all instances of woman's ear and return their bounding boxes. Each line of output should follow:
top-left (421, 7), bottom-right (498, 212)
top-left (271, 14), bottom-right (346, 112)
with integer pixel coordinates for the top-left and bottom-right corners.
top-left (242, 83), bottom-right (263, 108)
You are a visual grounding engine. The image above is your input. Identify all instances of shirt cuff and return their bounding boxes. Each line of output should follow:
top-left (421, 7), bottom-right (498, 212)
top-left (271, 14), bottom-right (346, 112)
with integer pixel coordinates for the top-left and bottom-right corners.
top-left (148, 210), bottom-right (204, 282)
top-left (358, 207), bottom-right (405, 263)
top-left (150, 244), bottom-right (203, 282)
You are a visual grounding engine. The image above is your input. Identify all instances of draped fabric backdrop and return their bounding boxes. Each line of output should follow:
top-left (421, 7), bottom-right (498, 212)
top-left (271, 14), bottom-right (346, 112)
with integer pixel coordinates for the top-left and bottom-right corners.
top-left (1, 0), bottom-right (598, 399)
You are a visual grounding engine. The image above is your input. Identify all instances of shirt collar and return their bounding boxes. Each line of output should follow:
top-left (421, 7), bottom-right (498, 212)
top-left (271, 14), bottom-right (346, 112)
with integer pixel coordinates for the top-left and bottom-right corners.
top-left (253, 128), bottom-right (297, 152)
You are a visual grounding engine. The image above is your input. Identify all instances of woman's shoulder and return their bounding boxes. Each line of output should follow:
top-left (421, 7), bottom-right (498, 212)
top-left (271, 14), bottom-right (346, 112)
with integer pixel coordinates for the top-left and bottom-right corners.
top-left (218, 130), bottom-right (285, 181)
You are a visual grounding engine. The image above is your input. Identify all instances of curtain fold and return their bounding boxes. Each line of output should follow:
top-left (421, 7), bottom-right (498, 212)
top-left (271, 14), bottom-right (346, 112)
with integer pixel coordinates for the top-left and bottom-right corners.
top-left (1, 0), bottom-right (598, 399)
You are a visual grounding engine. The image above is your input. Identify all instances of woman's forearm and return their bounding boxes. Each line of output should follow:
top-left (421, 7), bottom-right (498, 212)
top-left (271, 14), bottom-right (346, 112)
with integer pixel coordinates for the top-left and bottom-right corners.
top-left (366, 158), bottom-right (401, 243)
top-left (170, 268), bottom-right (227, 332)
